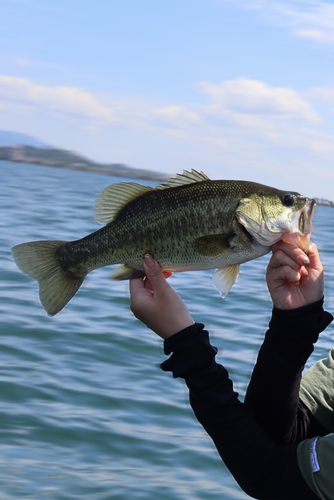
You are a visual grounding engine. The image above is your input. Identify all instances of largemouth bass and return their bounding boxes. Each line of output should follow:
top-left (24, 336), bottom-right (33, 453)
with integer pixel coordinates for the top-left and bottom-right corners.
top-left (12, 169), bottom-right (315, 316)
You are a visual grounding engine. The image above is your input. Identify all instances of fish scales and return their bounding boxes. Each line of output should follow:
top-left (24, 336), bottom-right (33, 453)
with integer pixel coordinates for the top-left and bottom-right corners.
top-left (64, 181), bottom-right (233, 272)
top-left (101, 182), bottom-right (234, 267)
top-left (11, 169), bottom-right (316, 315)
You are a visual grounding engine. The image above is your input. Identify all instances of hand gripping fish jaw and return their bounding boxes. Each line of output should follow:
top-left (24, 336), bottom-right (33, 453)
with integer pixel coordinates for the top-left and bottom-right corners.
top-left (236, 193), bottom-right (316, 253)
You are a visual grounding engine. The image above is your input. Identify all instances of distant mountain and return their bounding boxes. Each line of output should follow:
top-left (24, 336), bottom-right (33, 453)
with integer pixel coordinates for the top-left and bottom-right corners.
top-left (0, 130), bottom-right (46, 148)
top-left (0, 144), bottom-right (168, 182)
top-left (314, 197), bottom-right (334, 207)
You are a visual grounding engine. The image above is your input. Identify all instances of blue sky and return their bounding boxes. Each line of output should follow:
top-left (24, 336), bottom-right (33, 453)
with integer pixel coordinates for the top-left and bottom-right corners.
top-left (1, 0), bottom-right (334, 199)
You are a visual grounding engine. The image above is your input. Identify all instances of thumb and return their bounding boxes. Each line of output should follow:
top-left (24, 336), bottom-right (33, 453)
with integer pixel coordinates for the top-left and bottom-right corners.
top-left (143, 255), bottom-right (167, 292)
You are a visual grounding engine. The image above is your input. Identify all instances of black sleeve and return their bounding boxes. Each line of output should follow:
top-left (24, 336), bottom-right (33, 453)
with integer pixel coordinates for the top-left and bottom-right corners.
top-left (244, 299), bottom-right (333, 443)
top-left (161, 324), bottom-right (319, 500)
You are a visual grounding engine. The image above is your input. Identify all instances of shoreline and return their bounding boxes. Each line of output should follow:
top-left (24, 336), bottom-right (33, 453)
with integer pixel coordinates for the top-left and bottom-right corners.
top-left (2, 158), bottom-right (168, 182)
top-left (0, 145), bottom-right (169, 182)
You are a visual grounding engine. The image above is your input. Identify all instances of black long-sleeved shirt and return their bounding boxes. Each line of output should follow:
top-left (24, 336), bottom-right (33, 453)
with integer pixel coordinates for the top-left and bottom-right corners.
top-left (160, 300), bottom-right (333, 499)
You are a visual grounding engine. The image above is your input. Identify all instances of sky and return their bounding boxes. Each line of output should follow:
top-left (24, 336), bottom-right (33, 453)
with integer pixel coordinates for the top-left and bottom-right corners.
top-left (1, 0), bottom-right (334, 199)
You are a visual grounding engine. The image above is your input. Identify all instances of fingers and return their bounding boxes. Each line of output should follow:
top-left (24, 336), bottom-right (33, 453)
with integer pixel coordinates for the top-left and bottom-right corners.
top-left (143, 256), bottom-right (170, 294)
top-left (129, 256), bottom-right (193, 339)
top-left (267, 240), bottom-right (324, 309)
top-left (129, 275), bottom-right (145, 295)
top-left (129, 275), bottom-right (152, 319)
top-left (307, 242), bottom-right (323, 272)
top-left (267, 241), bottom-right (310, 287)
top-left (267, 263), bottom-right (302, 286)
top-left (129, 256), bottom-right (168, 298)
top-left (269, 241), bottom-right (322, 278)
top-left (129, 256), bottom-right (171, 319)
top-left (270, 241), bottom-right (310, 268)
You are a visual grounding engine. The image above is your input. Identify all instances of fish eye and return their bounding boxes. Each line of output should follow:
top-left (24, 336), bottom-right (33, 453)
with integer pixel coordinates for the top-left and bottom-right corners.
top-left (282, 194), bottom-right (295, 207)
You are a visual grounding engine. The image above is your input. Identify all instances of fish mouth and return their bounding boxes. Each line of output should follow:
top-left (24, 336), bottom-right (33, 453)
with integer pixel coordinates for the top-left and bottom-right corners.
top-left (280, 198), bottom-right (316, 253)
top-left (236, 196), bottom-right (316, 252)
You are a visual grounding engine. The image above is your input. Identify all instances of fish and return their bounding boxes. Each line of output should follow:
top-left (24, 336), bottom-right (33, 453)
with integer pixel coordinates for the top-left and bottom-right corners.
top-left (11, 169), bottom-right (316, 316)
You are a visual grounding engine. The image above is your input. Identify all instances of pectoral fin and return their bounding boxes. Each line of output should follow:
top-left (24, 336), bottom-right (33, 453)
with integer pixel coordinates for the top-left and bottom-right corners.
top-left (111, 264), bottom-right (145, 281)
top-left (193, 234), bottom-right (231, 256)
top-left (212, 264), bottom-right (240, 298)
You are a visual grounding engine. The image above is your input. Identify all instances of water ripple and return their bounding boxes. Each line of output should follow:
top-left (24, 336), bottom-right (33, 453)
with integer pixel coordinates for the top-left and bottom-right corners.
top-left (1, 161), bottom-right (332, 499)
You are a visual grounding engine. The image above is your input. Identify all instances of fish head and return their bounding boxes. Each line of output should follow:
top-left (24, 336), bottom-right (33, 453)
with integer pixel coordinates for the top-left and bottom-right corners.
top-left (236, 190), bottom-right (316, 253)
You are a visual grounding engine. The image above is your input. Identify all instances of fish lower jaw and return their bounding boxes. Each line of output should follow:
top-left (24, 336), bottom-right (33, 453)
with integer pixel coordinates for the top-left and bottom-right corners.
top-left (280, 232), bottom-right (311, 253)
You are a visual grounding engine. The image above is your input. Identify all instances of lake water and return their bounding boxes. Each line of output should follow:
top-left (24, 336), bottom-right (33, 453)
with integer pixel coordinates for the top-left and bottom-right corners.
top-left (1, 160), bottom-right (333, 499)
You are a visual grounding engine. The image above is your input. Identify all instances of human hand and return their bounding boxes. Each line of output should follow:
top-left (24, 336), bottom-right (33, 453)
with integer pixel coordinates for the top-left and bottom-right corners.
top-left (129, 256), bottom-right (194, 339)
top-left (266, 241), bottom-right (324, 310)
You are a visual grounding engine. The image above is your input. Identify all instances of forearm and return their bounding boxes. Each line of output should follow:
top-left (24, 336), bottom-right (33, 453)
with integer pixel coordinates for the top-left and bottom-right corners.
top-left (161, 324), bottom-right (318, 499)
top-left (244, 299), bottom-right (333, 443)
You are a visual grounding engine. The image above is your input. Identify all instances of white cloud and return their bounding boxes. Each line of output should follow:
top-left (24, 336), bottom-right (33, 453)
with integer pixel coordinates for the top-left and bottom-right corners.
top-left (305, 85), bottom-right (334, 106)
top-left (148, 78), bottom-right (320, 144)
top-left (1, 73), bottom-right (334, 196)
top-left (0, 76), bottom-right (116, 123)
top-left (154, 105), bottom-right (200, 122)
top-left (143, 78), bottom-right (329, 172)
top-left (148, 78), bottom-right (329, 163)
top-left (293, 28), bottom-right (331, 41)
top-left (197, 78), bottom-right (320, 123)
top-left (232, 0), bottom-right (334, 43)
top-left (14, 58), bottom-right (31, 68)
top-left (0, 74), bottom-right (320, 138)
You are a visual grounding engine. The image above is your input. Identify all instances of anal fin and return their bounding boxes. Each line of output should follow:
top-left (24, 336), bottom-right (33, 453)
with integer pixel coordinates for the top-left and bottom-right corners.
top-left (111, 264), bottom-right (144, 281)
top-left (212, 264), bottom-right (240, 298)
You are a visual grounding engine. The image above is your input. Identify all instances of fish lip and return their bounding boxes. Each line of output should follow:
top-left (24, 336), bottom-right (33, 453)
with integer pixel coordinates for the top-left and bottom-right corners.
top-left (300, 197), bottom-right (316, 232)
top-left (280, 197), bottom-right (316, 253)
top-left (308, 198), bottom-right (316, 219)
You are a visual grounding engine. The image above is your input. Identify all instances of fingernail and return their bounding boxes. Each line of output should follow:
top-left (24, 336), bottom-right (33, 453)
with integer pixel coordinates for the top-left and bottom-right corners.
top-left (143, 254), bottom-right (155, 267)
top-left (300, 255), bottom-right (310, 265)
top-left (301, 267), bottom-right (309, 276)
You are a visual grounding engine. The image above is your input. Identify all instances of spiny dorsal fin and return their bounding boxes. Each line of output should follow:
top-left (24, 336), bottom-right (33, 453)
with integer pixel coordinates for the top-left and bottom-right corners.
top-left (155, 169), bottom-right (210, 189)
top-left (94, 182), bottom-right (153, 224)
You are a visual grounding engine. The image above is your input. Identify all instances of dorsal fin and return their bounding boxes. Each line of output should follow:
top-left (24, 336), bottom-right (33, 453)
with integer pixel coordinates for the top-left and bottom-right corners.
top-left (155, 169), bottom-right (210, 189)
top-left (94, 182), bottom-right (153, 224)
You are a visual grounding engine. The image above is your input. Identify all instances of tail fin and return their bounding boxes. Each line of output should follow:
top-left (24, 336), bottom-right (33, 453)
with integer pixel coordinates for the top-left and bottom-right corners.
top-left (11, 240), bottom-right (85, 316)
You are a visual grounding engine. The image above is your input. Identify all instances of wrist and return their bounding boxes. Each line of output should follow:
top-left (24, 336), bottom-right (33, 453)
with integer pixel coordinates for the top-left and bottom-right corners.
top-left (163, 322), bottom-right (205, 354)
top-left (157, 318), bottom-right (195, 340)
top-left (161, 323), bottom-right (218, 379)
top-left (269, 298), bottom-right (333, 342)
